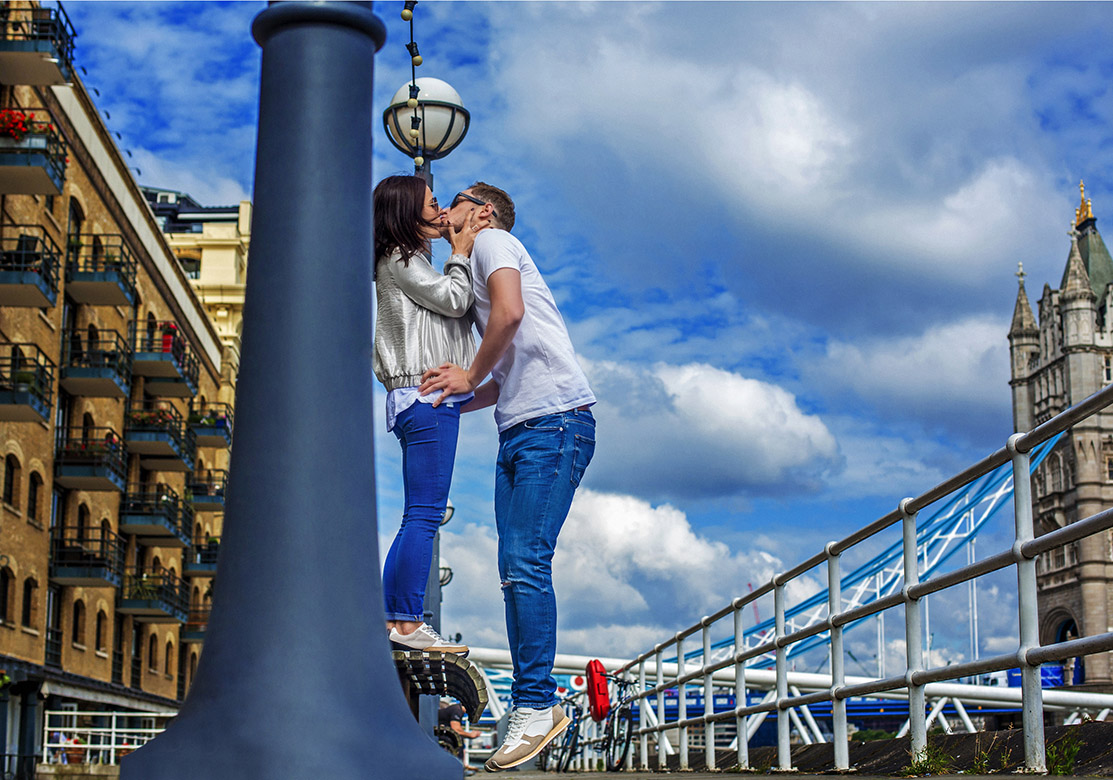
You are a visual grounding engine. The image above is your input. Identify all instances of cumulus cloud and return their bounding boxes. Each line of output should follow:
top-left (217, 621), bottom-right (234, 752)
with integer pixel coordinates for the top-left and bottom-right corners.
top-left (434, 489), bottom-right (822, 658)
top-left (584, 360), bottom-right (840, 501)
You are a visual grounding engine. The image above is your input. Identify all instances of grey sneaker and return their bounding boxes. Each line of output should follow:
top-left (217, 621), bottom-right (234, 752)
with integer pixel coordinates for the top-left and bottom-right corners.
top-left (388, 623), bottom-right (469, 655)
top-left (484, 704), bottom-right (570, 772)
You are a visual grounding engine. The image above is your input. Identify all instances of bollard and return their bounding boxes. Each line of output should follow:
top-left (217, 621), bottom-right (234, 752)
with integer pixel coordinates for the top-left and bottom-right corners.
top-left (121, 3), bottom-right (461, 778)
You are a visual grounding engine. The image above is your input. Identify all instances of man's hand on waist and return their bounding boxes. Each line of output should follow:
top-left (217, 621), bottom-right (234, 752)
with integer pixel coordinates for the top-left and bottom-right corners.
top-left (420, 363), bottom-right (476, 407)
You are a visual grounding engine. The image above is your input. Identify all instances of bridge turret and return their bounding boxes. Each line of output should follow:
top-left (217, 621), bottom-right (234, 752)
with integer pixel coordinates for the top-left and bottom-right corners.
top-left (1009, 263), bottom-right (1039, 432)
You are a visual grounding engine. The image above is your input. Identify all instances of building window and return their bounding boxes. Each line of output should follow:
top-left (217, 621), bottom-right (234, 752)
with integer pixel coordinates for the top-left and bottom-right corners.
top-left (95, 610), bottom-right (107, 651)
top-left (165, 640), bottom-right (173, 675)
top-left (71, 599), bottom-right (85, 645)
top-left (27, 472), bottom-right (42, 524)
top-left (3, 454), bottom-right (21, 508)
top-left (1107, 457), bottom-right (1113, 481)
top-left (76, 503), bottom-right (89, 542)
top-left (0, 567), bottom-right (13, 624)
top-left (148, 633), bottom-right (158, 671)
top-left (1105, 355), bottom-right (1112, 384)
top-left (21, 577), bottom-right (37, 628)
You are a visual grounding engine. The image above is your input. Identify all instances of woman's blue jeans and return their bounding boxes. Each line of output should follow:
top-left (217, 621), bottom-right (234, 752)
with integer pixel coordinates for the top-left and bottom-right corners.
top-left (496, 408), bottom-right (595, 708)
top-left (382, 400), bottom-right (461, 622)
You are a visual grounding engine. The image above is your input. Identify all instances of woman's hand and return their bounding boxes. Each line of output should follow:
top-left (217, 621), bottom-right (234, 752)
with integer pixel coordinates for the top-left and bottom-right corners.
top-left (447, 209), bottom-right (491, 257)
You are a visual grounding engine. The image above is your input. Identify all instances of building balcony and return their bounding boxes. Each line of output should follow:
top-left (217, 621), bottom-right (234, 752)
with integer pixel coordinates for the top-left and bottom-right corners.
top-left (49, 525), bottom-right (126, 587)
top-left (0, 224), bottom-right (60, 306)
top-left (54, 426), bottom-right (126, 491)
top-left (65, 233), bottom-right (138, 306)
top-left (0, 115), bottom-right (66, 194)
top-left (181, 605), bottom-right (210, 643)
top-left (187, 469), bottom-right (226, 511)
top-left (118, 568), bottom-right (188, 623)
top-left (0, 342), bottom-right (53, 423)
top-left (119, 484), bottom-right (193, 547)
top-left (124, 403), bottom-right (196, 472)
top-left (131, 321), bottom-right (199, 397)
top-left (0, 5), bottom-right (75, 85)
top-left (188, 403), bottom-right (233, 448)
top-left (60, 328), bottom-right (132, 398)
top-left (183, 536), bottom-right (220, 578)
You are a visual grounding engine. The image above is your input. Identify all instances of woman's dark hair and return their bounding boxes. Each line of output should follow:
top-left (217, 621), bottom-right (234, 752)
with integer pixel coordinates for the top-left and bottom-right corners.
top-left (373, 175), bottom-right (436, 265)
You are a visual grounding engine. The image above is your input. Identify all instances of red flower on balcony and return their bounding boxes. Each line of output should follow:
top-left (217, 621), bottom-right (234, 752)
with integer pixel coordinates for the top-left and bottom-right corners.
top-left (0, 109), bottom-right (48, 142)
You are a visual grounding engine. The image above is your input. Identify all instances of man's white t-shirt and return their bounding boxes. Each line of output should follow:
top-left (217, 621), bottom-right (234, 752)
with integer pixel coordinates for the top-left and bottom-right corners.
top-left (470, 229), bottom-right (595, 432)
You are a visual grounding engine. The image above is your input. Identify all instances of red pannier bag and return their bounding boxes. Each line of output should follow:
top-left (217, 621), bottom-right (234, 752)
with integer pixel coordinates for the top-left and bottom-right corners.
top-left (586, 659), bottom-right (610, 722)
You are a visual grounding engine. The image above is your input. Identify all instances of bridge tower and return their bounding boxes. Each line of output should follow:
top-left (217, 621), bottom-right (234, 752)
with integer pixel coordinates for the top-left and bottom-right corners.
top-left (1009, 181), bottom-right (1113, 690)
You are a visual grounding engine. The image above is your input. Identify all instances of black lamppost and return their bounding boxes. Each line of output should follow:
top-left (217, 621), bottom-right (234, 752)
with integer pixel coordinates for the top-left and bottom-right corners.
top-left (383, 77), bottom-right (469, 187)
top-left (120, 4), bottom-right (460, 778)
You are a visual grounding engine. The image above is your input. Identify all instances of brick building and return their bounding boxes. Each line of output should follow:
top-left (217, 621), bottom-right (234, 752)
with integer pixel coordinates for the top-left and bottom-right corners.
top-left (0, 1), bottom-right (233, 770)
top-left (1009, 181), bottom-right (1113, 690)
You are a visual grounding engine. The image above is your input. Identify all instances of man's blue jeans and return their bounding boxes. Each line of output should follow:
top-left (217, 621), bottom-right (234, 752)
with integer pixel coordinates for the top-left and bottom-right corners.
top-left (383, 400), bottom-right (461, 622)
top-left (496, 408), bottom-right (596, 708)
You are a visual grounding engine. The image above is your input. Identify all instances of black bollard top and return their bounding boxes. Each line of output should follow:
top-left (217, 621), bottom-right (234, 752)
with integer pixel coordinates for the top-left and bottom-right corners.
top-left (252, 1), bottom-right (386, 50)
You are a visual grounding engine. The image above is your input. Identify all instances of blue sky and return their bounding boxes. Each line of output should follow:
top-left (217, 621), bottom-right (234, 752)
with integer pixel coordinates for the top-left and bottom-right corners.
top-left (63, 2), bottom-right (1113, 664)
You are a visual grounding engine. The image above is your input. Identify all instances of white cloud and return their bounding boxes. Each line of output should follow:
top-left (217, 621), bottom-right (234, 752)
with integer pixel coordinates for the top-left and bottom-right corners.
top-left (584, 360), bottom-right (840, 500)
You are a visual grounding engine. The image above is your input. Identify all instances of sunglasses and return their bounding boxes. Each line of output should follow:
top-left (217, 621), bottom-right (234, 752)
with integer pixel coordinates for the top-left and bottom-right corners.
top-left (451, 192), bottom-right (498, 219)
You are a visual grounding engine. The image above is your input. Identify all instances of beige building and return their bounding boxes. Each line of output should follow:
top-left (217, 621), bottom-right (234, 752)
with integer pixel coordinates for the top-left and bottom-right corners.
top-left (1009, 181), bottom-right (1113, 690)
top-left (0, 1), bottom-right (232, 769)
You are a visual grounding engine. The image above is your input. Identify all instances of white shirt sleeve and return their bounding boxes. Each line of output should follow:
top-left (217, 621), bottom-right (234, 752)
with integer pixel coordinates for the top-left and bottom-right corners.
top-left (473, 230), bottom-right (522, 282)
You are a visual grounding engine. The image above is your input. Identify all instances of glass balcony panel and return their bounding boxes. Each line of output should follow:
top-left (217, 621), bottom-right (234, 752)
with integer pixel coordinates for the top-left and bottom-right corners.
top-left (0, 5), bottom-right (75, 85)
top-left (0, 224), bottom-right (60, 306)
top-left (60, 328), bottom-right (132, 398)
top-left (0, 341), bottom-right (54, 423)
top-left (64, 233), bottom-right (138, 305)
top-left (54, 426), bottom-right (126, 491)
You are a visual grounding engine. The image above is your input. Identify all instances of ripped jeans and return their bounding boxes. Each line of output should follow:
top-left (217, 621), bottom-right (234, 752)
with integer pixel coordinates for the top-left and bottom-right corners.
top-left (495, 409), bottom-right (596, 708)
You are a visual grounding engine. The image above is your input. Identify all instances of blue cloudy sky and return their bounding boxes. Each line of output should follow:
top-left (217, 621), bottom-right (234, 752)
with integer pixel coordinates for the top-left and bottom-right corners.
top-left (63, 2), bottom-right (1113, 666)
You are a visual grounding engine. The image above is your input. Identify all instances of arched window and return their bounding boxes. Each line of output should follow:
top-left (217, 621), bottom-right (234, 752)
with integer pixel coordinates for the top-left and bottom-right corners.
top-left (71, 598), bottom-right (85, 645)
top-left (21, 577), bottom-right (37, 627)
top-left (189, 651), bottom-right (198, 682)
top-left (95, 609), bottom-right (107, 651)
top-left (151, 555), bottom-right (161, 573)
top-left (165, 640), bottom-right (173, 675)
top-left (27, 472), bottom-right (42, 524)
top-left (10, 345), bottom-right (24, 371)
top-left (76, 503), bottom-right (89, 542)
top-left (145, 312), bottom-right (157, 346)
top-left (91, 235), bottom-right (104, 263)
top-left (67, 196), bottom-right (85, 240)
top-left (148, 633), bottom-right (158, 670)
top-left (100, 518), bottom-right (111, 544)
top-left (87, 323), bottom-right (99, 350)
top-left (69, 327), bottom-right (83, 364)
top-left (81, 413), bottom-right (94, 443)
top-left (3, 454), bottom-right (21, 507)
top-left (0, 566), bottom-right (13, 624)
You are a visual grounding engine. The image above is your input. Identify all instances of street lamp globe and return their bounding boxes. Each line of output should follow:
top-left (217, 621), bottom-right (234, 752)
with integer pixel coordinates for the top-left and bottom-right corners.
top-left (383, 77), bottom-right (469, 184)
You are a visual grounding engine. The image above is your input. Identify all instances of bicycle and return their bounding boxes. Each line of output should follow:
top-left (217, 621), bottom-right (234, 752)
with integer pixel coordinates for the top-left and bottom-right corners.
top-left (599, 673), bottom-right (637, 772)
top-left (537, 697), bottom-right (584, 772)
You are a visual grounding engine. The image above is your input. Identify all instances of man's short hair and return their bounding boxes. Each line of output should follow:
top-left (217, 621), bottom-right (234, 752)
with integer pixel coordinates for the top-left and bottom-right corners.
top-left (470, 182), bottom-right (515, 231)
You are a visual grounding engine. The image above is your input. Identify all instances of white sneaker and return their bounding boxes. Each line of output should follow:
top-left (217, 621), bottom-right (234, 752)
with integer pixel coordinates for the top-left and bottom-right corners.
top-left (388, 623), bottom-right (469, 655)
top-left (485, 704), bottom-right (570, 772)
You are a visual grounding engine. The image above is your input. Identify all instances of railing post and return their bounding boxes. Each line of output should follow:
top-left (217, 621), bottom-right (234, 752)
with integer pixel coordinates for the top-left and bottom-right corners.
top-left (703, 621), bottom-right (715, 770)
top-left (827, 542), bottom-right (849, 770)
top-left (1010, 433), bottom-right (1047, 773)
top-left (677, 635), bottom-right (689, 770)
top-left (657, 646), bottom-right (667, 771)
top-left (639, 660), bottom-right (649, 770)
top-left (734, 602), bottom-right (749, 770)
top-left (775, 578), bottom-right (793, 771)
top-left (901, 497), bottom-right (927, 765)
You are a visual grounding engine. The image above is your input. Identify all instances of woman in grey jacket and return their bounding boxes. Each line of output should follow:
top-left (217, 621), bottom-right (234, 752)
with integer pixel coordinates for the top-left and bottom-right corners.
top-left (373, 175), bottom-right (484, 654)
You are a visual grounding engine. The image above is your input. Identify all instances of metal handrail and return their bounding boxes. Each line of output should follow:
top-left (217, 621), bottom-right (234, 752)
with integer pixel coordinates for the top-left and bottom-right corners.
top-left (605, 379), bottom-right (1113, 774)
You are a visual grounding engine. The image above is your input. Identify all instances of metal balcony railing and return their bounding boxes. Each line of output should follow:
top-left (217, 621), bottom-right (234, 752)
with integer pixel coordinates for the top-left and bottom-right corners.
top-left (124, 402), bottom-right (196, 471)
top-left (65, 232), bottom-right (138, 306)
top-left (0, 224), bottom-right (60, 304)
top-left (0, 341), bottom-right (54, 421)
top-left (61, 328), bottom-right (132, 397)
top-left (54, 426), bottom-right (127, 491)
top-left (0, 4), bottom-right (76, 83)
top-left (0, 114), bottom-right (67, 194)
top-left (575, 380), bottom-right (1113, 775)
top-left (120, 567), bottom-right (188, 618)
top-left (50, 525), bottom-right (126, 585)
top-left (120, 483), bottom-right (194, 545)
top-left (131, 320), bottom-right (200, 396)
top-left (188, 402), bottom-right (233, 446)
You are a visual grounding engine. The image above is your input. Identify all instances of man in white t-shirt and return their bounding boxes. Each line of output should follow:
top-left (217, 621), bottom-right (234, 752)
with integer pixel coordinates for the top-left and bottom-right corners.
top-left (420, 183), bottom-right (596, 772)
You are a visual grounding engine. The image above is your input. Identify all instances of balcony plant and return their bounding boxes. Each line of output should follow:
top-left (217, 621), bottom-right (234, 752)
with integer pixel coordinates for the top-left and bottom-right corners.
top-left (0, 109), bottom-right (54, 142)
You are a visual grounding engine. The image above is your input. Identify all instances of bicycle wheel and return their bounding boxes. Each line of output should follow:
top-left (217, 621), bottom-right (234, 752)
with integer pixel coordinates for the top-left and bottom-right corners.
top-left (603, 707), bottom-right (633, 771)
top-left (557, 720), bottom-right (580, 772)
top-left (537, 746), bottom-right (552, 771)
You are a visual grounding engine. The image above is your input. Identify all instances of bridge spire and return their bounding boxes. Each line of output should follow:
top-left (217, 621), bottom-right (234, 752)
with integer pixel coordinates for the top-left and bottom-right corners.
top-left (1009, 262), bottom-right (1037, 337)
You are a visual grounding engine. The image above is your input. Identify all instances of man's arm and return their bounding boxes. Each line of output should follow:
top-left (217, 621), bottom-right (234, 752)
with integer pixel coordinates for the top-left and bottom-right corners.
top-left (449, 719), bottom-right (481, 739)
top-left (420, 266), bottom-right (523, 405)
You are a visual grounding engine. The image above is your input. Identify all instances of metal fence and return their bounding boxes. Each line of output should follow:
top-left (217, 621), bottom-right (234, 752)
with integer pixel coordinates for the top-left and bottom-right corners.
top-left (571, 381), bottom-right (1113, 773)
top-left (41, 709), bottom-right (174, 766)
